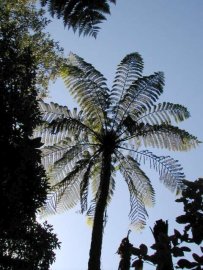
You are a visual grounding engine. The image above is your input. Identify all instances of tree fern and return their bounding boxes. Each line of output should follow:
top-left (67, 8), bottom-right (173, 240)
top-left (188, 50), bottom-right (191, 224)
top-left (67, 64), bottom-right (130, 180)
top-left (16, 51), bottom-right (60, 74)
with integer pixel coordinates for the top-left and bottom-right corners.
top-left (35, 52), bottom-right (200, 270)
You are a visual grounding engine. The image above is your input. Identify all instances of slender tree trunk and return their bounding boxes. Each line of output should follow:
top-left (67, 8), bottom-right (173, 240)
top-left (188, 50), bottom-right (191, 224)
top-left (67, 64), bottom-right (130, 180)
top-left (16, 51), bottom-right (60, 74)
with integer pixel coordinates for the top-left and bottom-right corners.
top-left (152, 220), bottom-right (174, 270)
top-left (117, 237), bottom-right (132, 270)
top-left (88, 149), bottom-right (112, 270)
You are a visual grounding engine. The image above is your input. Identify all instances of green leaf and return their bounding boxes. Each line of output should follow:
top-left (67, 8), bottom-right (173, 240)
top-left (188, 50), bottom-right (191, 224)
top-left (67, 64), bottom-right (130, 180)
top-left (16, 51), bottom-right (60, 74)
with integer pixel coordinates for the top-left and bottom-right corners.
top-left (117, 72), bottom-right (165, 126)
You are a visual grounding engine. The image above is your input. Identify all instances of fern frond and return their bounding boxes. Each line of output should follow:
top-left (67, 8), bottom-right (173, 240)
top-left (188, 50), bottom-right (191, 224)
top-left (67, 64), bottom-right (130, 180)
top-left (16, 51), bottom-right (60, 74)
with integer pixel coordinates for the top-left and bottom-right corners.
top-left (116, 151), bottom-right (149, 229)
top-left (80, 150), bottom-right (101, 213)
top-left (41, 138), bottom-right (72, 169)
top-left (86, 199), bottom-right (97, 226)
top-left (111, 53), bottom-right (144, 106)
top-left (135, 102), bottom-right (190, 125)
top-left (90, 160), bottom-right (102, 196)
top-left (80, 162), bottom-right (94, 214)
top-left (49, 117), bottom-right (96, 142)
top-left (77, 11), bottom-right (106, 38)
top-left (128, 180), bottom-right (148, 230)
top-left (38, 99), bottom-right (71, 123)
top-left (126, 149), bottom-right (185, 192)
top-left (121, 120), bottom-right (200, 152)
top-left (41, 0), bottom-right (116, 38)
top-left (117, 151), bottom-right (155, 207)
top-left (47, 144), bottom-right (92, 186)
top-left (139, 124), bottom-right (200, 151)
top-left (37, 100), bottom-right (97, 144)
top-left (90, 158), bottom-right (116, 203)
top-left (41, 158), bottom-right (91, 217)
top-left (86, 174), bottom-right (115, 226)
top-left (116, 72), bottom-right (165, 129)
top-left (34, 124), bottom-right (69, 146)
top-left (61, 53), bottom-right (110, 129)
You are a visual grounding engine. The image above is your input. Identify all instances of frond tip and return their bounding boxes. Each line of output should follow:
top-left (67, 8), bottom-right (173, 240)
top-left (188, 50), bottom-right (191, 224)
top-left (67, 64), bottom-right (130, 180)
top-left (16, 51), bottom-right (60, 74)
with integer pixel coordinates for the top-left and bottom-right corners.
top-left (134, 150), bottom-right (185, 192)
top-left (136, 102), bottom-right (191, 125)
top-left (139, 124), bottom-right (200, 152)
top-left (61, 53), bottom-right (110, 129)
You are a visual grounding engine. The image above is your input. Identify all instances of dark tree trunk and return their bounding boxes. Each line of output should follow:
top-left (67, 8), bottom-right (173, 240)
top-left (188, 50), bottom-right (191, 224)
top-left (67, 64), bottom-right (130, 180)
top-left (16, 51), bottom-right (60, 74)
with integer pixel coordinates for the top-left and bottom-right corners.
top-left (152, 220), bottom-right (174, 270)
top-left (88, 150), bottom-right (112, 270)
top-left (117, 237), bottom-right (132, 270)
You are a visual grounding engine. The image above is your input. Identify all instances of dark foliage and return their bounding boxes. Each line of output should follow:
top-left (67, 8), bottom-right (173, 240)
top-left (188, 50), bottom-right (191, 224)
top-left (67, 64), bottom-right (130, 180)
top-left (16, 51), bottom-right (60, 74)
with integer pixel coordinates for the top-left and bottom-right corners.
top-left (0, 19), bottom-right (47, 226)
top-left (117, 231), bottom-right (133, 270)
top-left (117, 178), bottom-right (203, 270)
top-left (0, 6), bottom-right (60, 269)
top-left (175, 179), bottom-right (203, 245)
top-left (0, 0), bottom-right (64, 97)
top-left (0, 221), bottom-right (60, 270)
top-left (41, 0), bottom-right (116, 38)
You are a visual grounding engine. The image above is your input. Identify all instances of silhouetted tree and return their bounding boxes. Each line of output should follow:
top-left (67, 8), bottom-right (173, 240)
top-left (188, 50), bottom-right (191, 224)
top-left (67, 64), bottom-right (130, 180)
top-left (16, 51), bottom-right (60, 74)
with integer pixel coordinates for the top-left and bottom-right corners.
top-left (0, 3), bottom-right (60, 269)
top-left (117, 231), bottom-right (133, 270)
top-left (0, 221), bottom-right (60, 270)
top-left (1, 0), bottom-right (64, 97)
top-left (35, 52), bottom-right (199, 270)
top-left (117, 178), bottom-right (203, 270)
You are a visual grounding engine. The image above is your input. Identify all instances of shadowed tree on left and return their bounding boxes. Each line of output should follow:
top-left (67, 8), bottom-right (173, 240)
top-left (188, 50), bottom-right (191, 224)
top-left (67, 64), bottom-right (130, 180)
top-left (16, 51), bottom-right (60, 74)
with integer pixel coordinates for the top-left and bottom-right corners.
top-left (0, 1), bottom-right (62, 269)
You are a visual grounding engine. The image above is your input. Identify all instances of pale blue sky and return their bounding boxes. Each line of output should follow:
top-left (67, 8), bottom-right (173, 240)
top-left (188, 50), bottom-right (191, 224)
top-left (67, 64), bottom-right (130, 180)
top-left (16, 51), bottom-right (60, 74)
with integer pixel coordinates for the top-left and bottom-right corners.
top-left (41, 1), bottom-right (203, 269)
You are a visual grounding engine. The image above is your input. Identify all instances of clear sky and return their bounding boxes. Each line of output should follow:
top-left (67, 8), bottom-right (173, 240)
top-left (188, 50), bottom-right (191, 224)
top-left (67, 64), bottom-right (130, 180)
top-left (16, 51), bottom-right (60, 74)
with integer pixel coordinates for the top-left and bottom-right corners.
top-left (41, 1), bottom-right (203, 269)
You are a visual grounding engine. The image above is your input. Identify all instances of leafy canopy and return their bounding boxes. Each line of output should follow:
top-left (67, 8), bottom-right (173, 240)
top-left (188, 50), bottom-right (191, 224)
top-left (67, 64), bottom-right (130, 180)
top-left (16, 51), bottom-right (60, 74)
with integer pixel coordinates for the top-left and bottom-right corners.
top-left (35, 52), bottom-right (200, 229)
top-left (0, 0), bottom-right (64, 97)
top-left (0, 2), bottom-right (61, 268)
top-left (117, 179), bottom-right (203, 270)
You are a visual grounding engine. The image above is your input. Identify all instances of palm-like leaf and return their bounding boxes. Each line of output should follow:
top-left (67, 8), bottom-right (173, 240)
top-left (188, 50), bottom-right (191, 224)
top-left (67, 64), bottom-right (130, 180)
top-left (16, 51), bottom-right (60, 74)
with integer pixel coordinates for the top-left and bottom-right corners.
top-left (41, 158), bottom-right (90, 216)
top-left (35, 52), bottom-right (200, 270)
top-left (61, 53), bottom-right (110, 129)
top-left (111, 53), bottom-right (144, 128)
top-left (117, 152), bottom-right (155, 206)
top-left (111, 53), bottom-right (144, 105)
top-left (115, 72), bottom-right (165, 130)
top-left (122, 121), bottom-right (199, 152)
top-left (40, 0), bottom-right (116, 38)
top-left (117, 151), bottom-right (155, 228)
top-left (35, 52), bottom-right (200, 226)
top-left (135, 102), bottom-right (190, 125)
top-left (140, 125), bottom-right (199, 151)
top-left (129, 150), bottom-right (185, 192)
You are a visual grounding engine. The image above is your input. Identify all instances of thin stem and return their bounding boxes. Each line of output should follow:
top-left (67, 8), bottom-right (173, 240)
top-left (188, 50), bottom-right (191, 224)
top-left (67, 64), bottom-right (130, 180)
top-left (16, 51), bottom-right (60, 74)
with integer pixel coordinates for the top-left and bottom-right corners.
top-left (88, 150), bottom-right (112, 270)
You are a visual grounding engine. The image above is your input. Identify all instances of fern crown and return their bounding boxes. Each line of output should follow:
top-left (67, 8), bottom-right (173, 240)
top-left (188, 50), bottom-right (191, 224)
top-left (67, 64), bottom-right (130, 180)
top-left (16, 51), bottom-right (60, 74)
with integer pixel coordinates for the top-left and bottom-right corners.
top-left (35, 52), bottom-right (200, 229)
